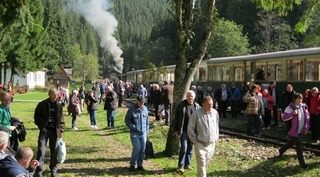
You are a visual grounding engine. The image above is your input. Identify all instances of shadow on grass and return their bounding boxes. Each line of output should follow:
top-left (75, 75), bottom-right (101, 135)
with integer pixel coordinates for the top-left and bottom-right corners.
top-left (63, 156), bottom-right (130, 164)
top-left (208, 154), bottom-right (319, 177)
top-left (56, 166), bottom-right (165, 176)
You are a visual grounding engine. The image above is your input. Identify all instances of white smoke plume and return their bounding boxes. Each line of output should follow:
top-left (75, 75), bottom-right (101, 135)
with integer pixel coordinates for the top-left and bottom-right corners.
top-left (65, 0), bottom-right (124, 73)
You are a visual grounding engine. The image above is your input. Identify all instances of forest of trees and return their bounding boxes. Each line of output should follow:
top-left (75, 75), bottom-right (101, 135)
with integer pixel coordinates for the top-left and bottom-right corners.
top-left (0, 0), bottom-right (319, 83)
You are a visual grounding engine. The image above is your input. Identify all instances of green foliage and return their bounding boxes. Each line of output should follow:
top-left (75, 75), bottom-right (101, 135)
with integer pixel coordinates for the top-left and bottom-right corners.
top-left (207, 19), bottom-right (251, 57)
top-left (71, 44), bottom-right (99, 84)
top-left (251, 0), bottom-right (301, 15)
top-left (254, 11), bottom-right (298, 53)
top-left (0, 0), bottom-right (48, 82)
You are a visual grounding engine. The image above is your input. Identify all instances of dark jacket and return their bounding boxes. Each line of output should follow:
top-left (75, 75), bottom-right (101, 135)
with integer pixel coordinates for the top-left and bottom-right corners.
top-left (161, 84), bottom-right (173, 104)
top-left (173, 100), bottom-right (201, 135)
top-left (104, 90), bottom-right (117, 110)
top-left (281, 90), bottom-right (296, 112)
top-left (9, 117), bottom-right (27, 151)
top-left (34, 98), bottom-right (65, 137)
top-left (88, 95), bottom-right (99, 110)
top-left (152, 89), bottom-right (162, 106)
top-left (0, 154), bottom-right (33, 177)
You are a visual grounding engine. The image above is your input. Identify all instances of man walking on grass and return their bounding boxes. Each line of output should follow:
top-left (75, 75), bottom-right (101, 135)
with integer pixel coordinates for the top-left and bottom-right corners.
top-left (34, 88), bottom-right (65, 177)
top-left (173, 90), bottom-right (200, 173)
top-left (188, 96), bottom-right (219, 177)
top-left (125, 95), bottom-right (149, 172)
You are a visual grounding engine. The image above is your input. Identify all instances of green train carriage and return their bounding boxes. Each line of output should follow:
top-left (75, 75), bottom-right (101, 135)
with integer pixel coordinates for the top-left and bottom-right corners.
top-left (194, 47), bottom-right (320, 94)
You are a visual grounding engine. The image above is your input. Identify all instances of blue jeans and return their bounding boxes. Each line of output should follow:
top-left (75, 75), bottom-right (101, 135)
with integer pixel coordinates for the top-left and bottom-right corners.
top-left (106, 109), bottom-right (115, 127)
top-left (71, 112), bottom-right (77, 128)
top-left (178, 131), bottom-right (193, 167)
top-left (230, 100), bottom-right (237, 118)
top-left (90, 110), bottom-right (97, 126)
top-left (130, 133), bottom-right (147, 167)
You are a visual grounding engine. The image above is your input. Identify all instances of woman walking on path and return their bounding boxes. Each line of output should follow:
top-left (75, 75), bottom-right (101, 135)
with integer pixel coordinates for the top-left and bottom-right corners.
top-left (279, 93), bottom-right (310, 169)
top-left (70, 90), bottom-right (80, 130)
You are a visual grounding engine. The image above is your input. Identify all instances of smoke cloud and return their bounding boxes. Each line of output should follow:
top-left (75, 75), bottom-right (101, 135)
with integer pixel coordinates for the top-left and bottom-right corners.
top-left (65, 0), bottom-right (124, 73)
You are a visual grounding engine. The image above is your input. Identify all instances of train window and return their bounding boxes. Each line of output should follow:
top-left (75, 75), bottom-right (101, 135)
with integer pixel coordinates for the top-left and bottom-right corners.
top-left (255, 62), bottom-right (267, 81)
top-left (245, 62), bottom-right (250, 82)
top-left (208, 66), bottom-right (213, 81)
top-left (287, 60), bottom-right (303, 81)
top-left (198, 67), bottom-right (206, 80)
top-left (267, 61), bottom-right (282, 81)
top-left (212, 66), bottom-right (223, 81)
top-left (223, 65), bottom-right (233, 81)
top-left (234, 63), bottom-right (244, 81)
top-left (305, 59), bottom-right (320, 81)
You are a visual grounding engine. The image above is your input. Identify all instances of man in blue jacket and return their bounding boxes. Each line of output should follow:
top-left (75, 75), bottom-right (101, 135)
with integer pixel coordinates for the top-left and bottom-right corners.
top-left (125, 95), bottom-right (149, 172)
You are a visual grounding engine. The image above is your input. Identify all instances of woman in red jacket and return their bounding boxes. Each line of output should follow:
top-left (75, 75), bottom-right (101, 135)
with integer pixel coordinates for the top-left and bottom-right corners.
top-left (262, 89), bottom-right (274, 129)
top-left (306, 87), bottom-right (320, 144)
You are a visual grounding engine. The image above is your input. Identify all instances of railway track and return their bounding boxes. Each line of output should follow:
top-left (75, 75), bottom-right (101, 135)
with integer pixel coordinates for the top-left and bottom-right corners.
top-left (123, 99), bottom-right (320, 155)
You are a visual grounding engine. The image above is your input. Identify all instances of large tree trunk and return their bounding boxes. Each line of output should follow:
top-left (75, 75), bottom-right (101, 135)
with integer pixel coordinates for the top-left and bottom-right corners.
top-left (164, 0), bottom-right (216, 156)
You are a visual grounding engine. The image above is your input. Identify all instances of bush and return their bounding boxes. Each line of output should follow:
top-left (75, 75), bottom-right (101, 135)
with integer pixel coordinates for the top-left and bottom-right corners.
top-left (34, 86), bottom-right (50, 92)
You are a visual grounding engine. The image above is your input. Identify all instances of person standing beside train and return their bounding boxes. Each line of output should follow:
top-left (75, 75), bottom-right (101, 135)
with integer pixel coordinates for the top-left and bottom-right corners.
top-left (214, 84), bottom-right (229, 118)
top-left (241, 81), bottom-right (249, 119)
top-left (228, 83), bottom-right (241, 119)
top-left (161, 81), bottom-right (174, 126)
top-left (137, 85), bottom-right (148, 98)
top-left (268, 81), bottom-right (281, 128)
top-left (279, 93), bottom-right (309, 169)
top-left (304, 87), bottom-right (320, 144)
top-left (243, 85), bottom-right (261, 136)
top-left (152, 84), bottom-right (162, 121)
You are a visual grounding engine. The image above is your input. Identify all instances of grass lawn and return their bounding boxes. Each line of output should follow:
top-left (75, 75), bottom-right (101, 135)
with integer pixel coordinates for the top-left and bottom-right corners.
top-left (8, 92), bottom-right (320, 176)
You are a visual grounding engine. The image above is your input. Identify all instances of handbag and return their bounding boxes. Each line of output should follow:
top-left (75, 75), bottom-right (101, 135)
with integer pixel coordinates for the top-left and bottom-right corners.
top-left (145, 139), bottom-right (155, 159)
top-left (57, 138), bottom-right (66, 164)
top-left (75, 106), bottom-right (79, 113)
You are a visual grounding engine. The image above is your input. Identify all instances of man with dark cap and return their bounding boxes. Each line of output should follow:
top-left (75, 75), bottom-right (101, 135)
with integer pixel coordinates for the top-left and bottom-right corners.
top-left (125, 95), bottom-right (149, 172)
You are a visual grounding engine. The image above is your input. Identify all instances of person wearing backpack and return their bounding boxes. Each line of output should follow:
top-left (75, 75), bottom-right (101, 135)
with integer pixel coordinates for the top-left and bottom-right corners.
top-left (279, 93), bottom-right (310, 169)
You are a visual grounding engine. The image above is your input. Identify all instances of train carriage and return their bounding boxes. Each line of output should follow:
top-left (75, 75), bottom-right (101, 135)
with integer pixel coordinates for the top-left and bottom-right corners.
top-left (196, 47), bottom-right (320, 93)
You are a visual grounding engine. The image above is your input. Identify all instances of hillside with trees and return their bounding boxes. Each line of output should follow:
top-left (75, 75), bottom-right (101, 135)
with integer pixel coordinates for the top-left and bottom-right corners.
top-left (0, 0), bottom-right (319, 83)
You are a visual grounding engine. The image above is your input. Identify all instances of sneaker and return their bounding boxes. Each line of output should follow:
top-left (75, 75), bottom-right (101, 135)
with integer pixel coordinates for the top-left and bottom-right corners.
top-left (91, 125), bottom-right (94, 128)
top-left (267, 126), bottom-right (271, 130)
top-left (176, 167), bottom-right (184, 173)
top-left (129, 166), bottom-right (136, 172)
top-left (184, 166), bottom-right (193, 170)
top-left (137, 166), bottom-right (145, 171)
top-left (277, 124), bottom-right (282, 128)
top-left (73, 127), bottom-right (78, 131)
top-left (262, 126), bottom-right (267, 130)
top-left (312, 140), bottom-right (320, 145)
top-left (94, 125), bottom-right (97, 129)
top-left (51, 172), bottom-right (57, 177)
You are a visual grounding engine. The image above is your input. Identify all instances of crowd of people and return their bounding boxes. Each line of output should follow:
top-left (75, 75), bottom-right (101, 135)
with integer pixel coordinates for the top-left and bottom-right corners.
top-left (0, 78), bottom-right (318, 176)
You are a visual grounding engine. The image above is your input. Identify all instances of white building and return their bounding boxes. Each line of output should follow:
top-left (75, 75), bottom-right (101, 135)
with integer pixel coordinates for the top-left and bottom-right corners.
top-left (1, 68), bottom-right (46, 90)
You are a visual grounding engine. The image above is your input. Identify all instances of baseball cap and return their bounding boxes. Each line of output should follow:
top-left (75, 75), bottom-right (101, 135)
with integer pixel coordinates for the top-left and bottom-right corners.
top-left (137, 95), bottom-right (146, 103)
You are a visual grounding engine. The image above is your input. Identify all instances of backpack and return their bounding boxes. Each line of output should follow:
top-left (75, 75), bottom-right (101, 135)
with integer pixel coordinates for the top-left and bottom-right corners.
top-left (240, 99), bottom-right (248, 110)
